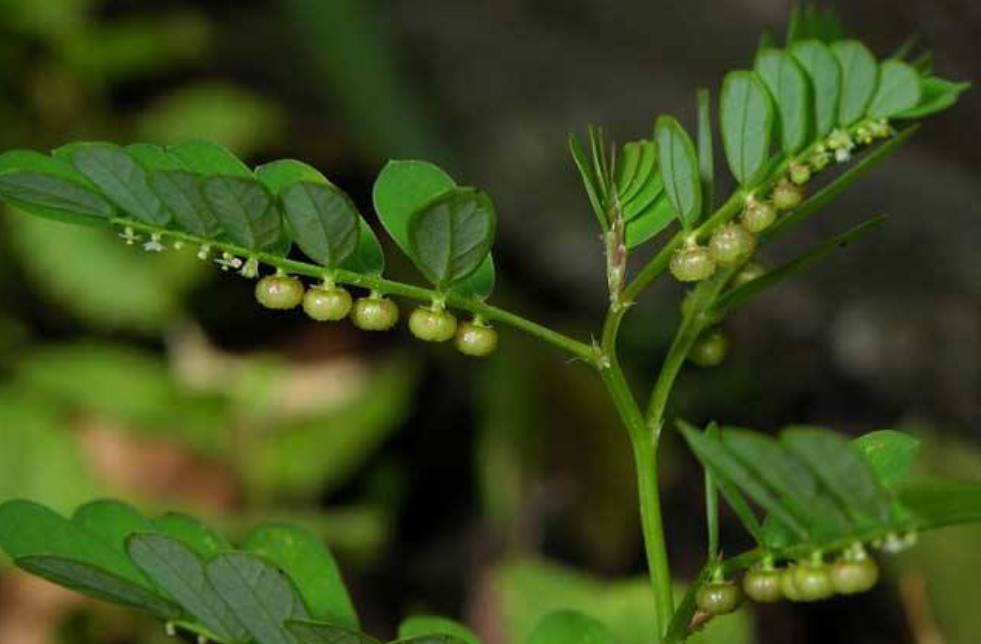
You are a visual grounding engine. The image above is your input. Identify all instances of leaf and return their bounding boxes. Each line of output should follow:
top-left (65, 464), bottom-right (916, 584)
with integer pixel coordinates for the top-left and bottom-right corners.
top-left (763, 126), bottom-right (918, 240)
top-left (202, 175), bottom-right (284, 252)
top-left (151, 512), bottom-right (231, 558)
top-left (899, 482), bottom-right (981, 530)
top-left (0, 500), bottom-right (149, 587)
top-left (243, 524), bottom-right (359, 629)
top-left (853, 430), bottom-right (921, 490)
top-left (781, 427), bottom-right (894, 528)
top-left (832, 40), bottom-right (879, 126)
top-left (679, 423), bottom-right (809, 540)
top-left (72, 499), bottom-right (152, 560)
top-left (714, 216), bottom-right (887, 314)
top-left (719, 71), bottom-right (774, 187)
top-left (624, 195), bottom-right (675, 249)
top-left (696, 89), bottom-right (714, 216)
top-left (16, 555), bottom-right (178, 618)
top-left (406, 188), bottom-right (496, 290)
top-left (622, 172), bottom-right (663, 222)
top-left (0, 150), bottom-right (114, 224)
top-left (288, 620), bottom-right (381, 644)
top-left (342, 220), bottom-right (386, 275)
top-left (206, 552), bottom-right (307, 644)
top-left (64, 143), bottom-right (169, 226)
top-left (373, 160), bottom-right (494, 299)
top-left (149, 170), bottom-right (223, 238)
top-left (755, 48), bottom-right (812, 153)
top-left (867, 60), bottom-right (923, 118)
top-left (128, 534), bottom-right (250, 642)
top-left (569, 135), bottom-right (606, 226)
top-left (654, 116), bottom-right (701, 228)
top-left (616, 140), bottom-right (655, 205)
top-left (525, 610), bottom-right (619, 644)
top-left (167, 140), bottom-right (252, 178)
top-left (791, 39), bottom-right (842, 138)
top-left (894, 78), bottom-right (970, 120)
top-left (398, 616), bottom-right (479, 644)
top-left (722, 429), bottom-right (851, 540)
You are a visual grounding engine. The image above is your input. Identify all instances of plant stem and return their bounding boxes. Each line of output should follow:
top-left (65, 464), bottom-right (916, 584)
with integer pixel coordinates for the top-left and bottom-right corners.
top-left (115, 218), bottom-right (598, 364)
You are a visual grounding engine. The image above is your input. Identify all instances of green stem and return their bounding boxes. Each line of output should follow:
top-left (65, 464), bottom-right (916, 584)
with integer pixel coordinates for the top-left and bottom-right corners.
top-left (599, 363), bottom-right (673, 640)
top-left (114, 218), bottom-right (598, 364)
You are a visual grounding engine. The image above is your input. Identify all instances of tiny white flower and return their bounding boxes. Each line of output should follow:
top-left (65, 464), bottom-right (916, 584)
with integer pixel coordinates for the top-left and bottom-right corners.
top-left (118, 226), bottom-right (141, 245)
top-left (827, 129), bottom-right (853, 151)
top-left (173, 240), bottom-right (185, 250)
top-left (240, 257), bottom-right (260, 278)
top-left (165, 621), bottom-right (177, 637)
top-left (143, 233), bottom-right (165, 252)
top-left (215, 251), bottom-right (243, 271)
top-left (197, 245), bottom-right (212, 261)
top-left (835, 147), bottom-right (852, 163)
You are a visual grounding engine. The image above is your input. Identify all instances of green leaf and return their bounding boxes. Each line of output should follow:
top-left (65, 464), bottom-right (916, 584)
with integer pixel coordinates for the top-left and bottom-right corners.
top-left (373, 160), bottom-right (494, 299)
top-left (206, 552), bottom-right (308, 644)
top-left (128, 534), bottom-right (250, 642)
top-left (167, 140), bottom-right (252, 178)
top-left (393, 637), bottom-right (470, 644)
top-left (16, 555), bottom-right (178, 618)
top-left (0, 500), bottom-right (148, 587)
top-left (616, 140), bottom-right (655, 205)
top-left (781, 427), bottom-right (894, 528)
top-left (763, 126), bottom-right (918, 240)
top-left (714, 215), bottom-right (887, 315)
top-left (853, 430), bottom-right (921, 490)
top-left (149, 170), bottom-right (223, 238)
top-left (151, 512), bottom-right (231, 558)
top-left (406, 188), bottom-right (496, 290)
top-left (72, 499), bottom-right (152, 560)
top-left (679, 423), bottom-right (809, 540)
top-left (696, 89), bottom-right (714, 216)
top-left (832, 40), bottom-right (879, 126)
top-left (624, 195), bottom-right (675, 249)
top-left (755, 48), bottom-right (812, 153)
top-left (791, 39), bottom-right (842, 138)
top-left (0, 151), bottom-right (115, 224)
top-left (900, 482), bottom-right (981, 530)
top-left (894, 78), bottom-right (970, 120)
top-left (722, 429), bottom-right (851, 540)
top-left (525, 610), bottom-right (619, 644)
top-left (398, 616), bottom-right (480, 644)
top-left (654, 116), bottom-right (701, 228)
top-left (622, 171), bottom-right (663, 222)
top-left (569, 135), bottom-right (606, 227)
top-left (63, 143), bottom-right (169, 226)
top-left (867, 60), bottom-right (922, 118)
top-left (288, 620), bottom-right (381, 644)
top-left (256, 160), bottom-right (361, 268)
top-left (243, 524), bottom-right (359, 629)
top-left (719, 71), bottom-right (774, 187)
top-left (201, 175), bottom-right (284, 252)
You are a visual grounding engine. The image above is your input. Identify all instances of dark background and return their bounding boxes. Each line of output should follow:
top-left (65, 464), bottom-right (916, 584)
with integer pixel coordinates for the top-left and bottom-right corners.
top-left (0, 1), bottom-right (978, 643)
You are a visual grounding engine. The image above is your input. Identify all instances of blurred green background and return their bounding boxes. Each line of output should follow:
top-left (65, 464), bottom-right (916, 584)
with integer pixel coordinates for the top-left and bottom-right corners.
top-left (0, 1), bottom-right (978, 643)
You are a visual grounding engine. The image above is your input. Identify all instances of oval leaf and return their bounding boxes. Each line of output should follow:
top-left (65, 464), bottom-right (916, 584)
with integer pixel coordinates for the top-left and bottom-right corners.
top-left (149, 169), bottom-right (223, 238)
top-left (720, 71), bottom-right (774, 187)
top-left (287, 620), bottom-right (381, 644)
top-left (279, 182), bottom-right (360, 268)
top-left (398, 616), bottom-right (479, 644)
top-left (243, 524), bottom-right (359, 629)
top-left (853, 430), bottom-right (921, 490)
top-left (526, 610), bottom-right (618, 644)
top-left (625, 195), bottom-right (675, 248)
top-left (128, 534), bottom-right (250, 643)
top-left (0, 151), bottom-right (114, 224)
top-left (406, 188), bottom-right (496, 290)
top-left (65, 143), bottom-right (169, 226)
top-left (202, 175), bottom-right (283, 251)
top-left (791, 39), bottom-right (842, 137)
top-left (867, 60), bottom-right (922, 118)
top-left (832, 40), bottom-right (879, 126)
top-left (755, 48), bottom-right (812, 153)
top-left (151, 512), bottom-right (231, 558)
top-left (654, 116), bottom-right (701, 228)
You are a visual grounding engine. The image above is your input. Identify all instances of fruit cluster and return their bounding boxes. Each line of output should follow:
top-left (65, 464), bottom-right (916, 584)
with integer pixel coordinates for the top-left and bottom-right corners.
top-left (696, 545), bottom-right (880, 619)
top-left (254, 274), bottom-right (498, 357)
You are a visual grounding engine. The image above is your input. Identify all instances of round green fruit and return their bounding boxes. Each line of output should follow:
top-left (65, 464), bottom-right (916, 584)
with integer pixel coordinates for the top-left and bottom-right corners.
top-left (409, 306), bottom-right (458, 343)
top-left (772, 179), bottom-right (805, 211)
top-left (789, 162), bottom-right (812, 186)
top-left (670, 244), bottom-right (716, 282)
top-left (689, 330), bottom-right (728, 367)
top-left (696, 582), bottom-right (743, 615)
top-left (780, 567), bottom-right (803, 602)
top-left (709, 223), bottom-right (757, 268)
top-left (255, 275), bottom-right (304, 310)
top-left (792, 563), bottom-right (835, 602)
top-left (303, 285), bottom-right (352, 321)
top-left (743, 567), bottom-right (784, 603)
top-left (830, 557), bottom-right (879, 595)
top-left (455, 321), bottom-right (499, 357)
top-left (741, 200), bottom-right (777, 233)
top-left (351, 296), bottom-right (399, 331)
top-left (733, 261), bottom-right (766, 287)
